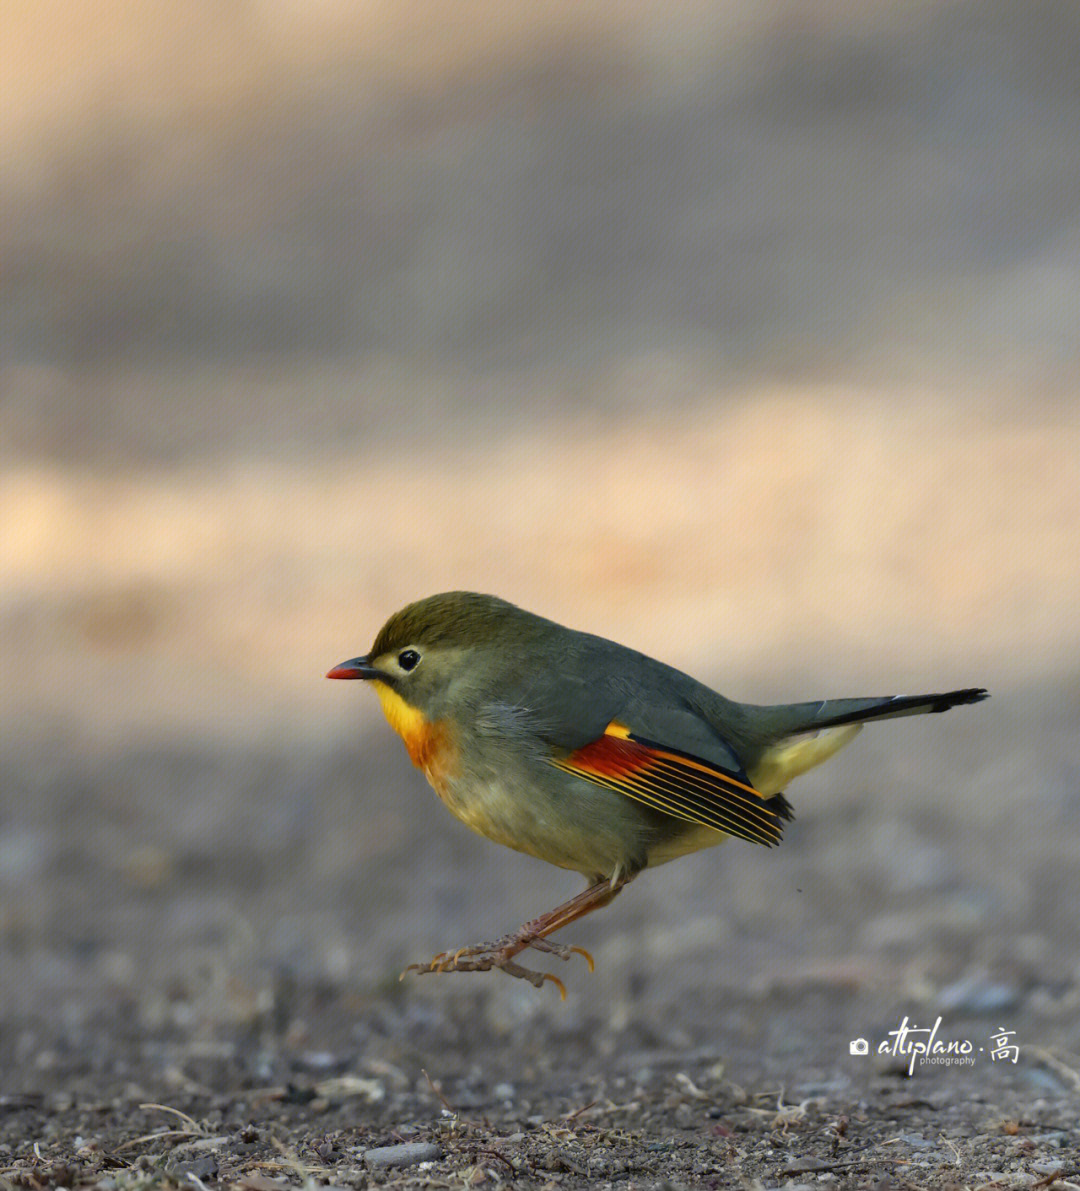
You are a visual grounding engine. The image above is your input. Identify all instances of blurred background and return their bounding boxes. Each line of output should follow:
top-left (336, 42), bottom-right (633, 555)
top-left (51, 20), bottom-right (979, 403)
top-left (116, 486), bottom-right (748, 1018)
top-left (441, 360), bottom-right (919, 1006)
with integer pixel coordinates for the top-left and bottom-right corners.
top-left (2, 1), bottom-right (1078, 1048)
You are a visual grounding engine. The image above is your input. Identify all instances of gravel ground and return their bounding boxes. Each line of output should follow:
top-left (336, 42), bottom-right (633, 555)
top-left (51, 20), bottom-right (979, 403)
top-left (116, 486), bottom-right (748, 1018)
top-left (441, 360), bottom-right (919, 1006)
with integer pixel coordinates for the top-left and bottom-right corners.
top-left (3, 978), bottom-right (1079, 1191)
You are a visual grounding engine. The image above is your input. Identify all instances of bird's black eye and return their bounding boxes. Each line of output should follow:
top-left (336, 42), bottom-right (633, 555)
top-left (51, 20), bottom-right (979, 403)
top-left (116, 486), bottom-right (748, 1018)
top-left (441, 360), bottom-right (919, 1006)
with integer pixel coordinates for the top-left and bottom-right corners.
top-left (397, 649), bottom-right (420, 672)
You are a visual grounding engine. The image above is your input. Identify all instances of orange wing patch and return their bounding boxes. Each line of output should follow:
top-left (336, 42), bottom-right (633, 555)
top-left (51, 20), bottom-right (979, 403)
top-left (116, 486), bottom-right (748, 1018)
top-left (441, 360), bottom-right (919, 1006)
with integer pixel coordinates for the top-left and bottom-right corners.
top-left (551, 721), bottom-right (786, 846)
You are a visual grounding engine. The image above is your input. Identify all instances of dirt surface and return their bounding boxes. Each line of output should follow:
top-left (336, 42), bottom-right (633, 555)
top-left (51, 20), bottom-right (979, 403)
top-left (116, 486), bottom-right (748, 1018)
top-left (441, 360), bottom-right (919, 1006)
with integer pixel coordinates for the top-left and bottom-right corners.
top-left (3, 5), bottom-right (1080, 1188)
top-left (3, 978), bottom-right (1079, 1190)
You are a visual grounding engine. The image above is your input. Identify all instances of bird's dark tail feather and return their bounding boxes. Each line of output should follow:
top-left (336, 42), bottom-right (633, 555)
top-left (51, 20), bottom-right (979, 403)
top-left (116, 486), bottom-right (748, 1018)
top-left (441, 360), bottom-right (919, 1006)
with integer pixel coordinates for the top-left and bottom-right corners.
top-left (797, 687), bottom-right (988, 733)
top-left (747, 688), bottom-right (986, 799)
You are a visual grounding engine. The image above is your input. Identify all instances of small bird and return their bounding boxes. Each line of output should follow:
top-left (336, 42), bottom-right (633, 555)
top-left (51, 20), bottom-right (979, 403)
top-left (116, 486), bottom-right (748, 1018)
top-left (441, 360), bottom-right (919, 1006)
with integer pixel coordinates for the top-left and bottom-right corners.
top-left (328, 592), bottom-right (986, 997)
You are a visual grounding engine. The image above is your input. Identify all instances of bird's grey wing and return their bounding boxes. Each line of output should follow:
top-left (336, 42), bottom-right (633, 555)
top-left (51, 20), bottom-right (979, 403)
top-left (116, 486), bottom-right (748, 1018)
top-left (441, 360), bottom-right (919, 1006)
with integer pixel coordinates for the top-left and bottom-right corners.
top-left (543, 691), bottom-right (790, 848)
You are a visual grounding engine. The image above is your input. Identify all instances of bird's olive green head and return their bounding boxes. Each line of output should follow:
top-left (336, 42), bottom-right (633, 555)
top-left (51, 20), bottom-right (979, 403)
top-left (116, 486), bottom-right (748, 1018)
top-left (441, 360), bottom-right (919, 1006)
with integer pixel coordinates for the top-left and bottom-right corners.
top-left (326, 592), bottom-right (536, 716)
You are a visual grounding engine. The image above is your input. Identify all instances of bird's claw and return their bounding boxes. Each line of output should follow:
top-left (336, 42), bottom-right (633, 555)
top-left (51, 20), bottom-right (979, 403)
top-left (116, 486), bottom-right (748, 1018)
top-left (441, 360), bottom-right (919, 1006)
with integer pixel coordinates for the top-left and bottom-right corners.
top-left (527, 939), bottom-right (595, 970)
top-left (541, 972), bottom-right (568, 1000)
top-left (399, 936), bottom-right (593, 995)
top-left (568, 945), bottom-right (595, 972)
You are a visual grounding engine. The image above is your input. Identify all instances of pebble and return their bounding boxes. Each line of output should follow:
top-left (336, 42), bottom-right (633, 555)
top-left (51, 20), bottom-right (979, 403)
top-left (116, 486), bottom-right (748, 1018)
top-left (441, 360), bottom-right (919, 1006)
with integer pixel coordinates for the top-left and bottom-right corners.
top-left (298, 1050), bottom-right (340, 1071)
top-left (938, 972), bottom-right (1019, 1014)
top-left (1021, 1069), bottom-right (1068, 1094)
top-left (168, 1155), bottom-right (219, 1181)
top-left (492, 1081), bottom-right (515, 1101)
top-left (363, 1142), bottom-right (442, 1169)
top-left (674, 1104), bottom-right (695, 1129)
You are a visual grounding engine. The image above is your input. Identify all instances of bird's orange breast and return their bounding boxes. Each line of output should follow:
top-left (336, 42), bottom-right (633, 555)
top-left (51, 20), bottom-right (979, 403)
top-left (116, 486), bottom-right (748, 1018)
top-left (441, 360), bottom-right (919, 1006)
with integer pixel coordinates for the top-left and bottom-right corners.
top-left (371, 681), bottom-right (458, 792)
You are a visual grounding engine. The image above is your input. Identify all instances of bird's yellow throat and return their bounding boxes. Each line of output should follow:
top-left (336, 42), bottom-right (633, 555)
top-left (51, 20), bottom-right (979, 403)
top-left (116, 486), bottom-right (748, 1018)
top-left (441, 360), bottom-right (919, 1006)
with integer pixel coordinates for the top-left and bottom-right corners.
top-left (370, 680), bottom-right (428, 749)
top-left (369, 680), bottom-right (457, 790)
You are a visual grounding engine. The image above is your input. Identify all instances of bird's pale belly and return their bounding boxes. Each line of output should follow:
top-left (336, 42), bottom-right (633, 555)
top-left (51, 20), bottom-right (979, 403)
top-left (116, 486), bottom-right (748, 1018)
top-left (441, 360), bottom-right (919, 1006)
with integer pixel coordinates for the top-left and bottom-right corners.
top-left (435, 765), bottom-right (728, 879)
top-left (434, 761), bottom-right (645, 877)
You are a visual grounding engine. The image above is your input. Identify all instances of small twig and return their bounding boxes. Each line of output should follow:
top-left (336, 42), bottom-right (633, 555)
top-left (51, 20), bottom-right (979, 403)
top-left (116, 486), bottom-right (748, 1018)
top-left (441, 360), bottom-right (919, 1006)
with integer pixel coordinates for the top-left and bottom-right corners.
top-left (1032, 1047), bottom-right (1080, 1092)
top-left (940, 1134), bottom-right (964, 1166)
top-left (563, 1100), bottom-right (597, 1122)
top-left (422, 1068), bottom-right (457, 1116)
top-left (776, 1158), bottom-right (865, 1176)
top-left (1033, 1169), bottom-right (1080, 1190)
top-left (114, 1103), bottom-right (209, 1154)
top-left (247, 1158), bottom-right (328, 1177)
top-left (269, 1134), bottom-right (326, 1179)
top-left (473, 1148), bottom-right (516, 1175)
top-left (114, 1128), bottom-right (202, 1154)
top-left (138, 1103), bottom-right (207, 1134)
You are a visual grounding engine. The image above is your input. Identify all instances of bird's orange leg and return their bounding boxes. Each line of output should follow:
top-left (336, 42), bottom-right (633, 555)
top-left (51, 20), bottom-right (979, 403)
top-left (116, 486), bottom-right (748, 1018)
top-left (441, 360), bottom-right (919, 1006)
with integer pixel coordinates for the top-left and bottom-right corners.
top-left (403, 874), bottom-right (634, 997)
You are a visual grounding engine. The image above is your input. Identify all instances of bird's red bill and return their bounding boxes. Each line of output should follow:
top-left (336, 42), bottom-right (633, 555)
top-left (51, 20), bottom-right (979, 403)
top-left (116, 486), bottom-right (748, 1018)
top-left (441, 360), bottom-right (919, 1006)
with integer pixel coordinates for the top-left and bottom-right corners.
top-left (326, 663), bottom-right (363, 679)
top-left (551, 721), bottom-right (786, 846)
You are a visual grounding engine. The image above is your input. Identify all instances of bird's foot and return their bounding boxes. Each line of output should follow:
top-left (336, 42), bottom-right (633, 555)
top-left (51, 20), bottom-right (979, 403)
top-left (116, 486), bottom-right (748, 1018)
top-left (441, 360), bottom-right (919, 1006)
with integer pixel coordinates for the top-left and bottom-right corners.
top-left (401, 935), bottom-right (594, 999)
